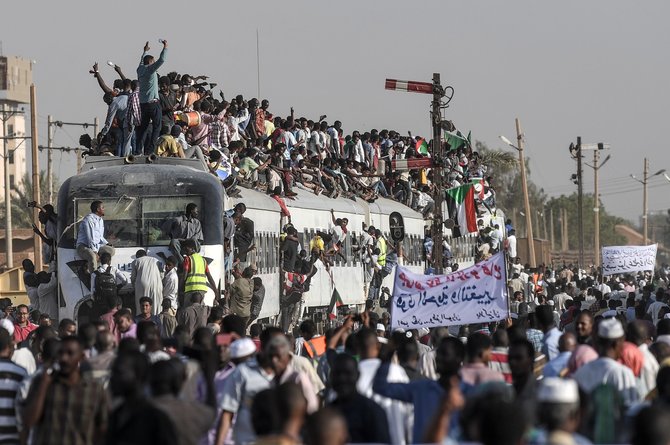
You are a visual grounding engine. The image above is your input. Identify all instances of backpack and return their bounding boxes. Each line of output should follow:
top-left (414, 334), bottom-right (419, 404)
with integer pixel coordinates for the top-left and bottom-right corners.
top-left (94, 266), bottom-right (117, 302)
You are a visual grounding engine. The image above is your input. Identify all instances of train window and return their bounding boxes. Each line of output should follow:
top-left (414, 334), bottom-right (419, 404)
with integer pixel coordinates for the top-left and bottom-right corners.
top-left (142, 196), bottom-right (203, 246)
top-left (76, 197), bottom-right (140, 248)
top-left (257, 233), bottom-right (265, 272)
top-left (271, 234), bottom-right (277, 269)
top-left (298, 230), bottom-right (305, 253)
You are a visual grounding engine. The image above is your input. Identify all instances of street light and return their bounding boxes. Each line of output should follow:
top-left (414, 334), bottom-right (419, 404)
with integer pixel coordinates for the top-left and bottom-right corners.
top-left (631, 158), bottom-right (666, 245)
top-left (499, 121), bottom-right (536, 268)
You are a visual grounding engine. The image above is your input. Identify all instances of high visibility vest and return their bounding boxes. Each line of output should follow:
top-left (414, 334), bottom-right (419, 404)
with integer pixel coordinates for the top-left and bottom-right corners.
top-left (377, 237), bottom-right (387, 266)
top-left (304, 335), bottom-right (326, 359)
top-left (184, 253), bottom-right (209, 294)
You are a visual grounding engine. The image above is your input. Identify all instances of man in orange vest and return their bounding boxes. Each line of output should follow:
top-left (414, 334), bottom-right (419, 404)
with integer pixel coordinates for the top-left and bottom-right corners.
top-left (299, 319), bottom-right (326, 362)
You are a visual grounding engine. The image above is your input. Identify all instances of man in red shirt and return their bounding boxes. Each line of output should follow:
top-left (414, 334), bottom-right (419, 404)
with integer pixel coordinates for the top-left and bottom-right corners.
top-left (13, 304), bottom-right (37, 344)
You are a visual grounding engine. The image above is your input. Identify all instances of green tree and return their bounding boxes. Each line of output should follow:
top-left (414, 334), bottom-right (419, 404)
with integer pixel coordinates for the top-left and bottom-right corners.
top-left (545, 193), bottom-right (626, 251)
top-left (475, 141), bottom-right (546, 238)
top-left (0, 171), bottom-right (58, 229)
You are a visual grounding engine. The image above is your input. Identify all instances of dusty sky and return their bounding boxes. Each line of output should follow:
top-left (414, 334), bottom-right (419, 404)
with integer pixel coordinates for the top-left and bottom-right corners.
top-left (4, 0), bottom-right (670, 222)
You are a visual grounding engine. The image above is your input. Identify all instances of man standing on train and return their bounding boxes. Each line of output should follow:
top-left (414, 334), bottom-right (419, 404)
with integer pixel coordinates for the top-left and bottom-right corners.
top-left (76, 200), bottom-right (115, 277)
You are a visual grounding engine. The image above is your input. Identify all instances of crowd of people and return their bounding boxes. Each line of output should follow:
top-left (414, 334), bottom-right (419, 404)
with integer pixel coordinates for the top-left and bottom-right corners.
top-left (5, 41), bottom-right (665, 445)
top-left (4, 260), bottom-right (670, 445)
top-left (87, 40), bottom-right (495, 215)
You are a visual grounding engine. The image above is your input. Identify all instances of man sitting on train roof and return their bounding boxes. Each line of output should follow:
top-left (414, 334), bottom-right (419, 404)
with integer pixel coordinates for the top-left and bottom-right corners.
top-left (166, 203), bottom-right (204, 263)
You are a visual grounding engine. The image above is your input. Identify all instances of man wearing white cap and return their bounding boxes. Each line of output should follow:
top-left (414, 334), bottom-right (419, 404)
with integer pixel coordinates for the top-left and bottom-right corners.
top-left (573, 318), bottom-right (640, 408)
top-left (216, 338), bottom-right (273, 445)
top-left (531, 378), bottom-right (590, 445)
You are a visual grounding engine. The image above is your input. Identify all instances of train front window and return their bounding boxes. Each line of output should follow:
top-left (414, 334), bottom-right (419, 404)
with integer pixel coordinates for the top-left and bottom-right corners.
top-left (142, 196), bottom-right (203, 246)
top-left (75, 196), bottom-right (203, 247)
top-left (76, 197), bottom-right (140, 248)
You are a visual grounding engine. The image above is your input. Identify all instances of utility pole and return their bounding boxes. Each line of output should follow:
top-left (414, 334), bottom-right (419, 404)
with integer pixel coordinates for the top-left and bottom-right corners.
top-left (516, 118), bottom-right (536, 268)
top-left (593, 150), bottom-right (600, 266)
top-left (542, 209), bottom-right (548, 242)
top-left (643, 157), bottom-right (649, 245)
top-left (576, 137), bottom-right (584, 268)
top-left (549, 207), bottom-right (555, 251)
top-left (47, 115), bottom-right (53, 204)
top-left (1, 104), bottom-right (12, 268)
top-left (431, 73), bottom-right (444, 274)
top-left (30, 85), bottom-right (42, 270)
top-left (562, 208), bottom-right (569, 252)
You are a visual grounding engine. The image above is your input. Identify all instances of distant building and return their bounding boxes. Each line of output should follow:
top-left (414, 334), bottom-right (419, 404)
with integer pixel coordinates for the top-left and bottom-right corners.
top-left (0, 55), bottom-right (31, 200)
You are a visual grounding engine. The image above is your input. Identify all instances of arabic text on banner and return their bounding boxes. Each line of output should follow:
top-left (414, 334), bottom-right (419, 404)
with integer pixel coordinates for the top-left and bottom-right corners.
top-left (391, 252), bottom-right (509, 330)
top-left (601, 244), bottom-right (657, 276)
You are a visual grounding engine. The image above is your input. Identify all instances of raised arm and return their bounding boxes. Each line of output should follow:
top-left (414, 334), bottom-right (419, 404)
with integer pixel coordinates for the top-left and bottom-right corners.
top-left (90, 63), bottom-right (112, 95)
top-left (114, 64), bottom-right (127, 81)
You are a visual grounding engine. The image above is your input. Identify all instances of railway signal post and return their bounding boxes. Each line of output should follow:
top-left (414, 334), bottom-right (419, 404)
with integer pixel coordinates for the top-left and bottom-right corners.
top-left (385, 73), bottom-right (446, 273)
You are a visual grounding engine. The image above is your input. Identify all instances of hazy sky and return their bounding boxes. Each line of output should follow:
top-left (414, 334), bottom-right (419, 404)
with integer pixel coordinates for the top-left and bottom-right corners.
top-left (4, 0), bottom-right (670, 222)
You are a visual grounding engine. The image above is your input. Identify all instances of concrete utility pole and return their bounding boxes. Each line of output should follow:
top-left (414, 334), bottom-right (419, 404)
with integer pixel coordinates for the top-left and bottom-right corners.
top-left (549, 207), bottom-right (555, 251)
top-left (499, 120), bottom-right (535, 267)
top-left (586, 150), bottom-right (610, 267)
top-left (47, 115), bottom-right (53, 204)
top-left (30, 85), bottom-right (42, 270)
top-left (515, 119), bottom-right (536, 267)
top-left (1, 104), bottom-right (13, 268)
top-left (593, 150), bottom-right (600, 266)
top-left (643, 158), bottom-right (649, 245)
top-left (629, 158), bottom-right (664, 246)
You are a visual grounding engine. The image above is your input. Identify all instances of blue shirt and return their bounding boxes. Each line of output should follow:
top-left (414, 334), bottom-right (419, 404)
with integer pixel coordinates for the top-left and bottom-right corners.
top-left (542, 327), bottom-right (562, 361)
top-left (76, 213), bottom-right (107, 252)
top-left (542, 351), bottom-right (572, 378)
top-left (373, 363), bottom-right (444, 444)
top-left (137, 48), bottom-right (167, 103)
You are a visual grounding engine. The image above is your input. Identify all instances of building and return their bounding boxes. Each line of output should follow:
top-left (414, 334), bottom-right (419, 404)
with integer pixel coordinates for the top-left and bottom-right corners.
top-left (0, 55), bottom-right (31, 200)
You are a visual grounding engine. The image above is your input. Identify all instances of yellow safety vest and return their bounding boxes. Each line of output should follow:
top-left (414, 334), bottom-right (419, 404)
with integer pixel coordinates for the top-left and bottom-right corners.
top-left (184, 253), bottom-right (209, 294)
top-left (378, 237), bottom-right (387, 266)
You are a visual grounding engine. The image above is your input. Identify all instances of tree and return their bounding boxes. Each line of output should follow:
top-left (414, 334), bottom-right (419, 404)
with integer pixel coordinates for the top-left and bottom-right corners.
top-left (0, 171), bottom-right (58, 229)
top-left (475, 141), bottom-right (546, 238)
top-left (544, 193), bottom-right (626, 250)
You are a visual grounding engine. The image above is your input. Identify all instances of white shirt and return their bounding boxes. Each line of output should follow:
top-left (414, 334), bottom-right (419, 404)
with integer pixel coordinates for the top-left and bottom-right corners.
top-left (638, 343), bottom-right (659, 398)
top-left (573, 357), bottom-right (640, 407)
top-left (507, 234), bottom-right (517, 258)
top-left (163, 268), bottom-right (179, 310)
top-left (92, 264), bottom-right (131, 294)
top-left (353, 140), bottom-right (365, 163)
top-left (490, 228), bottom-right (503, 249)
top-left (358, 358), bottom-right (412, 445)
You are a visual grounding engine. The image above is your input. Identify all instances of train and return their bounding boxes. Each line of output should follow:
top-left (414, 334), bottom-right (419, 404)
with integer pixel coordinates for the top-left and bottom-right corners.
top-left (55, 156), bottom-right (486, 324)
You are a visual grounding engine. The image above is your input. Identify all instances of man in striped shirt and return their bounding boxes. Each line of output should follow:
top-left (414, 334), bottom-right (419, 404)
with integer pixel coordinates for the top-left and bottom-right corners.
top-left (0, 326), bottom-right (27, 444)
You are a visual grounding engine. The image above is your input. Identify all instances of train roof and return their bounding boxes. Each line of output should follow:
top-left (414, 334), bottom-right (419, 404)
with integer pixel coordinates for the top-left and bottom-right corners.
top-left (367, 196), bottom-right (425, 219)
top-left (61, 160), bottom-right (220, 192)
top-left (81, 155), bottom-right (207, 172)
top-left (230, 185), bottom-right (424, 220)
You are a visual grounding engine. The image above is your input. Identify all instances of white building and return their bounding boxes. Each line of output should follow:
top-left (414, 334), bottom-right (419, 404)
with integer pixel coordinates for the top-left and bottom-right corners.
top-left (0, 55), bottom-right (31, 200)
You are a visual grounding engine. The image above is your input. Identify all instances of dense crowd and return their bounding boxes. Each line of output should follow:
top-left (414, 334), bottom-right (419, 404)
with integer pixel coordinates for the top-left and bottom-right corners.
top-left (5, 260), bottom-right (670, 445)
top-left (7, 40), bottom-right (667, 445)
top-left (87, 40), bottom-right (495, 217)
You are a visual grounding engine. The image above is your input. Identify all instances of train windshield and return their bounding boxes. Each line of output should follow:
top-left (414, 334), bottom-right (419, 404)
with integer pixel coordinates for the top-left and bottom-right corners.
top-left (74, 195), bottom-right (204, 248)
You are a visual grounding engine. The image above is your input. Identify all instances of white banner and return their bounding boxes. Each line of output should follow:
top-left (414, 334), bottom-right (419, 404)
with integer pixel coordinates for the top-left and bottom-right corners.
top-left (601, 244), bottom-right (657, 276)
top-left (391, 253), bottom-right (509, 330)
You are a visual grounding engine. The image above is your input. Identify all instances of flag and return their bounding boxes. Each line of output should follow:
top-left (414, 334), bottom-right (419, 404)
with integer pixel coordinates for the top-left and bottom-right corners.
top-left (444, 130), bottom-right (468, 151)
top-left (328, 288), bottom-right (343, 320)
top-left (445, 184), bottom-right (478, 235)
top-left (415, 138), bottom-right (429, 155)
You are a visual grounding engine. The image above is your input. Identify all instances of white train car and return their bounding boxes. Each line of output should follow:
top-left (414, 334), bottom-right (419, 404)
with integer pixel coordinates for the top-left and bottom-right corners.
top-left (225, 189), bottom-right (282, 320)
top-left (229, 186), bottom-right (427, 316)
